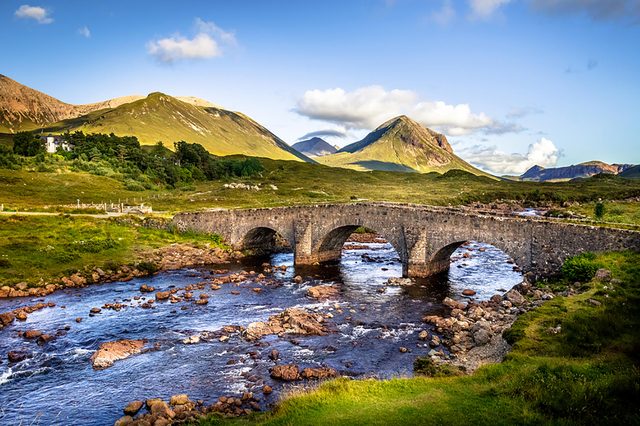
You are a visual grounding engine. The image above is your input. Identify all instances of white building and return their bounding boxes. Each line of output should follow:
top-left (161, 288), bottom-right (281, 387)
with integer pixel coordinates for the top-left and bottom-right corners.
top-left (42, 136), bottom-right (72, 154)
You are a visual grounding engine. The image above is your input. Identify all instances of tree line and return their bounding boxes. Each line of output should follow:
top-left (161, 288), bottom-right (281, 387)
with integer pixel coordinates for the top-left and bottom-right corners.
top-left (1, 131), bottom-right (264, 187)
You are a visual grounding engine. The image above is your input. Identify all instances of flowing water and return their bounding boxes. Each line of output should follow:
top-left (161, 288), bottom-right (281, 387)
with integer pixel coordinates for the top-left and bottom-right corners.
top-left (0, 240), bottom-right (521, 425)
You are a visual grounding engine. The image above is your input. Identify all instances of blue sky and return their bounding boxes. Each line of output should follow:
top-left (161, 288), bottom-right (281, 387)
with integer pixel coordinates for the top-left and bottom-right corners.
top-left (2, 0), bottom-right (639, 174)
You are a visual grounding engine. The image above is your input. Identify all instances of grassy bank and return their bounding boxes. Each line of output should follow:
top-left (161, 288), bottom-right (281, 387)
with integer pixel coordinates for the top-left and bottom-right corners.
top-left (199, 251), bottom-right (640, 425)
top-left (2, 156), bottom-right (640, 215)
top-left (0, 215), bottom-right (226, 287)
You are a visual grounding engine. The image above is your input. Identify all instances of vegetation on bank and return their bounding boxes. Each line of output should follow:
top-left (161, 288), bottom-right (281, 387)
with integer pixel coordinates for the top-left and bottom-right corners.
top-left (0, 214), bottom-right (227, 287)
top-left (198, 251), bottom-right (640, 425)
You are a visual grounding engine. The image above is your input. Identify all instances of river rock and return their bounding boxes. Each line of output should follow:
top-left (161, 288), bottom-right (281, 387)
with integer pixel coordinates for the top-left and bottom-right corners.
top-left (123, 400), bottom-right (144, 416)
top-left (114, 415), bottom-right (133, 426)
top-left (170, 394), bottom-right (190, 406)
top-left (462, 289), bottom-right (477, 296)
top-left (90, 307), bottom-right (101, 314)
top-left (15, 310), bottom-right (28, 321)
top-left (262, 385), bottom-right (273, 394)
top-left (24, 329), bottom-right (42, 339)
top-left (90, 340), bottom-right (145, 369)
top-left (293, 275), bottom-right (303, 284)
top-left (418, 330), bottom-right (429, 341)
top-left (7, 351), bottom-right (28, 363)
top-left (183, 335), bottom-right (200, 344)
top-left (139, 284), bottom-right (155, 293)
top-left (245, 308), bottom-right (327, 340)
top-left (307, 285), bottom-right (339, 300)
top-left (155, 291), bottom-right (170, 301)
top-left (387, 277), bottom-right (413, 286)
top-left (300, 366), bottom-right (338, 380)
top-left (150, 400), bottom-right (175, 419)
top-left (505, 289), bottom-right (525, 306)
top-left (594, 268), bottom-right (612, 282)
top-left (270, 364), bottom-right (300, 381)
top-left (0, 312), bottom-right (15, 327)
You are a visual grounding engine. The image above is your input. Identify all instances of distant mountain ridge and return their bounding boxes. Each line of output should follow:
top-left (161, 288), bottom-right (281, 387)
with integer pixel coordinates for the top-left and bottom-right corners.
top-left (520, 161), bottom-right (633, 182)
top-left (317, 115), bottom-right (490, 176)
top-left (0, 74), bottom-right (311, 162)
top-left (291, 137), bottom-right (337, 157)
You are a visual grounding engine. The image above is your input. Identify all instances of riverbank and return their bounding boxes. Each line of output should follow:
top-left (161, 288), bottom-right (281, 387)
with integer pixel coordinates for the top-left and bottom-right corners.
top-left (0, 214), bottom-right (232, 297)
top-left (195, 251), bottom-right (640, 425)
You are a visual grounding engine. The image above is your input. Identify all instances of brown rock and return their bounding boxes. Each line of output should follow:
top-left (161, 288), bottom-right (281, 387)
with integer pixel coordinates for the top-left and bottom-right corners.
top-left (15, 310), bottom-right (28, 321)
top-left (0, 312), bottom-right (15, 327)
top-left (90, 339), bottom-right (145, 369)
top-left (300, 367), bottom-right (338, 380)
top-left (462, 289), bottom-right (476, 296)
top-left (155, 291), bottom-right (170, 301)
top-left (270, 364), bottom-right (300, 381)
top-left (169, 394), bottom-right (190, 406)
top-left (245, 308), bottom-right (327, 341)
top-left (140, 284), bottom-right (155, 293)
top-left (307, 285), bottom-right (340, 300)
top-left (293, 275), bottom-right (303, 284)
top-left (24, 329), bottom-right (42, 339)
top-left (90, 307), bottom-right (101, 314)
top-left (7, 351), bottom-right (28, 362)
top-left (123, 400), bottom-right (144, 416)
top-left (150, 400), bottom-right (175, 419)
top-left (262, 385), bottom-right (273, 394)
top-left (114, 415), bottom-right (134, 426)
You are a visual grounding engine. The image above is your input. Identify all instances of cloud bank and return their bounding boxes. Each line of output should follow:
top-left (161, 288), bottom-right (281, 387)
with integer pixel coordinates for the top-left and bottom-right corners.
top-left (15, 4), bottom-right (52, 24)
top-left (147, 18), bottom-right (235, 64)
top-left (460, 137), bottom-right (560, 174)
top-left (295, 85), bottom-right (508, 136)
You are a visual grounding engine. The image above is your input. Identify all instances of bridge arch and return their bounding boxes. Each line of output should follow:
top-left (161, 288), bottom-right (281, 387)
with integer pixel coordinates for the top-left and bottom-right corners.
top-left (239, 226), bottom-right (292, 254)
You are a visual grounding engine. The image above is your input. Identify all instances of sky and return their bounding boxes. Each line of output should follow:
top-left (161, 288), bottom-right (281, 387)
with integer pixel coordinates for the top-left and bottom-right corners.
top-left (2, 0), bottom-right (639, 174)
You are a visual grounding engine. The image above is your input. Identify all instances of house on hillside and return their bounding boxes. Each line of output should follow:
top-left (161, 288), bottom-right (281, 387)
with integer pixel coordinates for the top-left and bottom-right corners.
top-left (41, 135), bottom-right (72, 153)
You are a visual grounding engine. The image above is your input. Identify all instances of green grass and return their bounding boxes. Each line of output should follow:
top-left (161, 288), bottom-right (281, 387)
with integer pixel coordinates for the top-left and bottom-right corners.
top-left (198, 251), bottom-right (640, 425)
top-left (0, 214), bottom-right (227, 286)
top-left (568, 200), bottom-right (640, 225)
top-left (2, 156), bottom-right (640, 216)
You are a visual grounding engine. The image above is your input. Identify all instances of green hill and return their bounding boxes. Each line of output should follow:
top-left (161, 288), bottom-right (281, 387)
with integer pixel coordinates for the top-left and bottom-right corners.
top-left (620, 165), bottom-right (640, 179)
top-left (317, 115), bottom-right (491, 177)
top-left (41, 92), bottom-right (311, 162)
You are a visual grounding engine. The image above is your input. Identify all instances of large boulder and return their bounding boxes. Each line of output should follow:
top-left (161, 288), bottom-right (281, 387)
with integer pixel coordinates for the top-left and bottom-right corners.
top-left (245, 308), bottom-right (327, 340)
top-left (270, 364), bottom-right (300, 381)
top-left (123, 400), bottom-right (144, 416)
top-left (90, 340), bottom-right (145, 369)
top-left (505, 289), bottom-right (525, 306)
top-left (300, 367), bottom-right (338, 380)
top-left (0, 312), bottom-right (15, 327)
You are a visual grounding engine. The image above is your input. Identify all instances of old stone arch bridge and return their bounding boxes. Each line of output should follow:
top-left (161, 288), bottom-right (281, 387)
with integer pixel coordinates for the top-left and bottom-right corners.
top-left (172, 203), bottom-right (640, 280)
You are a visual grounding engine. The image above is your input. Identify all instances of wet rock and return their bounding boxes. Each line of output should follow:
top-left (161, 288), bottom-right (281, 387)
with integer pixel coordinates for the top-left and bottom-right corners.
top-left (399, 347), bottom-right (408, 353)
top-left (245, 308), bottom-right (328, 340)
top-left (170, 394), bottom-right (190, 406)
top-left (15, 310), bottom-right (28, 321)
top-left (387, 277), bottom-right (413, 286)
top-left (462, 289), bottom-right (476, 296)
top-left (195, 299), bottom-right (209, 305)
top-left (139, 284), bottom-right (155, 293)
top-left (123, 400), bottom-right (144, 416)
top-left (307, 285), bottom-right (339, 300)
top-left (300, 367), bottom-right (338, 380)
top-left (150, 400), bottom-right (175, 419)
top-left (183, 335), bottom-right (201, 344)
top-left (114, 415), bottom-right (133, 426)
top-left (293, 275), bottom-right (303, 284)
top-left (7, 351), bottom-right (28, 363)
top-left (0, 312), bottom-right (15, 327)
top-left (23, 329), bottom-right (42, 339)
top-left (418, 330), bottom-right (429, 341)
top-left (262, 385), bottom-right (273, 394)
top-left (155, 291), bottom-right (170, 301)
top-left (270, 364), bottom-right (300, 381)
top-left (90, 339), bottom-right (145, 369)
top-left (442, 297), bottom-right (466, 310)
top-left (90, 307), bottom-right (101, 314)
top-left (75, 317), bottom-right (83, 323)
top-left (268, 349), bottom-right (279, 361)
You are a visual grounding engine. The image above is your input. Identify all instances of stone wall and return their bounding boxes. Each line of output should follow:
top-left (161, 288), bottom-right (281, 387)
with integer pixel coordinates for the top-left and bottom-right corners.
top-left (173, 203), bottom-right (640, 279)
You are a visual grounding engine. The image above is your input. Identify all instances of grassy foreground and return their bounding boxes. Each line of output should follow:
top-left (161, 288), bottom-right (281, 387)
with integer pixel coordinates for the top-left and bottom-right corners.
top-left (0, 215), bottom-right (226, 286)
top-left (199, 251), bottom-right (640, 425)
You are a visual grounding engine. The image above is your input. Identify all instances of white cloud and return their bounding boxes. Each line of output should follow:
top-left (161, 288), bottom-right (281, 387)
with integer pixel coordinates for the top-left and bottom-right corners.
top-left (78, 26), bottom-right (91, 38)
top-left (460, 137), bottom-right (560, 174)
top-left (468, 0), bottom-right (511, 19)
top-left (431, 0), bottom-right (456, 25)
top-left (15, 4), bottom-right (53, 24)
top-left (295, 85), bottom-right (498, 136)
top-left (147, 19), bottom-right (235, 64)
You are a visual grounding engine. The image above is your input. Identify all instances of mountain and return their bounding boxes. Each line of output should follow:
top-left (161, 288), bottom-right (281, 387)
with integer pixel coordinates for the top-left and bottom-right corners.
top-left (520, 161), bottom-right (633, 182)
top-left (617, 165), bottom-right (640, 179)
top-left (316, 115), bottom-right (489, 176)
top-left (291, 137), bottom-right (338, 157)
top-left (0, 74), bottom-right (310, 162)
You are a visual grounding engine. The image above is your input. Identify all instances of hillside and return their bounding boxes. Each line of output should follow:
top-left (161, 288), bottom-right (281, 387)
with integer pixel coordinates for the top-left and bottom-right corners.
top-left (317, 115), bottom-right (490, 176)
top-left (291, 137), bottom-right (338, 157)
top-left (0, 75), bottom-right (310, 162)
top-left (619, 165), bottom-right (640, 179)
top-left (521, 161), bottom-right (632, 182)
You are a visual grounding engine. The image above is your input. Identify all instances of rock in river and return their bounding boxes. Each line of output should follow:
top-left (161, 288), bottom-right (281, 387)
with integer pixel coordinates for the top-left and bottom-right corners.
top-left (245, 308), bottom-right (328, 341)
top-left (307, 285), bottom-right (339, 300)
top-left (90, 339), bottom-right (145, 369)
top-left (123, 400), bottom-right (144, 416)
top-left (270, 364), bottom-right (300, 381)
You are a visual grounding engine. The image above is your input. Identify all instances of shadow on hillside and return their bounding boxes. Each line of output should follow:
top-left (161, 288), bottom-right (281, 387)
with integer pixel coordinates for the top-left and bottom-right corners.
top-left (351, 160), bottom-right (417, 173)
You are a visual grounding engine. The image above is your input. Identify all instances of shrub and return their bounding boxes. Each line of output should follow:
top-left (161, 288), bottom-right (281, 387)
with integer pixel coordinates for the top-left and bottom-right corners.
top-left (594, 202), bottom-right (605, 220)
top-left (414, 357), bottom-right (463, 377)
top-left (561, 252), bottom-right (600, 282)
top-left (136, 261), bottom-right (159, 274)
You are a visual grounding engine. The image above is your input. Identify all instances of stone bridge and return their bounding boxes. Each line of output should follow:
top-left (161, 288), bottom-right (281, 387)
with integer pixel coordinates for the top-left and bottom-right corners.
top-left (172, 203), bottom-right (640, 280)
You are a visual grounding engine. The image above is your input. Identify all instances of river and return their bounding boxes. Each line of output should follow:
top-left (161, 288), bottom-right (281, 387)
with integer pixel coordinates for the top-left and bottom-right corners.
top-left (0, 239), bottom-right (522, 425)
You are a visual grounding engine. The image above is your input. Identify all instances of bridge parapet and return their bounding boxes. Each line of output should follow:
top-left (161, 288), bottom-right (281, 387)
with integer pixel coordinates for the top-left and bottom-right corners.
top-left (173, 203), bottom-right (640, 280)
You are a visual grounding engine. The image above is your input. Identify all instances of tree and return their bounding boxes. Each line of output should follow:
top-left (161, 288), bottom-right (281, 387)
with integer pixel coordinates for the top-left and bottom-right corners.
top-left (12, 132), bottom-right (44, 156)
top-left (594, 202), bottom-right (605, 220)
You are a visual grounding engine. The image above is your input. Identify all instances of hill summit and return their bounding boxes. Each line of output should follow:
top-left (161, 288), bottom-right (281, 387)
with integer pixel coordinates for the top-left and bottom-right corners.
top-left (291, 137), bottom-right (338, 157)
top-left (317, 115), bottom-right (487, 175)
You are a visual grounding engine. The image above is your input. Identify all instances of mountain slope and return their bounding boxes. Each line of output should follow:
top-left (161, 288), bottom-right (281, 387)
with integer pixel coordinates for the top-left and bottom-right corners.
top-left (291, 137), bottom-right (338, 157)
top-left (317, 115), bottom-right (489, 176)
top-left (0, 75), bottom-right (310, 162)
top-left (619, 165), bottom-right (640, 179)
top-left (42, 92), bottom-right (311, 161)
top-left (520, 161), bottom-right (632, 182)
